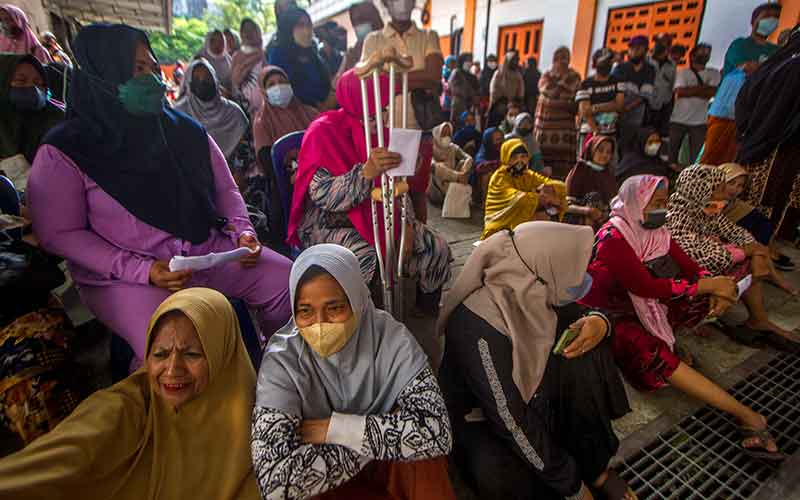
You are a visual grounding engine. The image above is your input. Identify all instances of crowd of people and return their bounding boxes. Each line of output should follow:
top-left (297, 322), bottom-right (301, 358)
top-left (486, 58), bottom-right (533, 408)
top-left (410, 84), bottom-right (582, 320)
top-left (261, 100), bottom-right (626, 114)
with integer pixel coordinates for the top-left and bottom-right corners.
top-left (1, 0), bottom-right (799, 498)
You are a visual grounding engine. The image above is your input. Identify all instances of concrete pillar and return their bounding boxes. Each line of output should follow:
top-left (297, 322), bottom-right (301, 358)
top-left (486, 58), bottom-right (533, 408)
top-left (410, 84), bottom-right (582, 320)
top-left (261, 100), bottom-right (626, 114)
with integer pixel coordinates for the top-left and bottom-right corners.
top-left (570, 0), bottom-right (598, 78)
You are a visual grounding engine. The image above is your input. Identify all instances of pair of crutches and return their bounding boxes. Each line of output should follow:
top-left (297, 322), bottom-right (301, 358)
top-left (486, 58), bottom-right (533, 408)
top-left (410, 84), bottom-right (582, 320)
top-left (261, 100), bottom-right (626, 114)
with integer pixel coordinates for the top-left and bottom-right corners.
top-left (355, 48), bottom-right (413, 319)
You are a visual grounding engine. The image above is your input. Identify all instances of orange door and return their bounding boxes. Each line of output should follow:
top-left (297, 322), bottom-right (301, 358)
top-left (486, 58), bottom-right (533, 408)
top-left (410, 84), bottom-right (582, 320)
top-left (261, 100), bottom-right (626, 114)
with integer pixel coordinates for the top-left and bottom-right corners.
top-left (605, 0), bottom-right (706, 65)
top-left (497, 21), bottom-right (543, 64)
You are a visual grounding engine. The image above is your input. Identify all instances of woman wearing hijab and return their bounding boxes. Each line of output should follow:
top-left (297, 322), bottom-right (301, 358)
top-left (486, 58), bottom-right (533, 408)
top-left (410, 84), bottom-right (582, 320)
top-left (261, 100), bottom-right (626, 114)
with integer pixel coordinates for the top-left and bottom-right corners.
top-left (174, 58), bottom-right (249, 165)
top-left (489, 51), bottom-right (524, 109)
top-left (252, 244), bottom-right (455, 499)
top-left (481, 138), bottom-right (564, 240)
top-left (720, 163), bottom-right (795, 272)
top-left (452, 109), bottom-right (481, 155)
top-left (581, 175), bottom-right (784, 461)
top-left (224, 28), bottom-right (241, 55)
top-left (428, 122), bottom-right (472, 206)
top-left (341, 1), bottom-right (384, 75)
top-left (441, 55), bottom-right (457, 119)
top-left (268, 7), bottom-right (332, 109)
top-left (504, 112), bottom-right (545, 173)
top-left (533, 46), bottom-right (581, 177)
top-left (0, 53), bottom-right (63, 187)
top-left (40, 32), bottom-right (72, 69)
top-left (231, 18), bottom-right (266, 117)
top-left (438, 222), bottom-right (635, 500)
top-left (448, 52), bottom-right (479, 124)
top-left (666, 165), bottom-right (799, 345)
top-left (197, 29), bottom-right (233, 91)
top-left (735, 25), bottom-right (800, 240)
top-left (472, 126), bottom-right (503, 204)
top-left (27, 24), bottom-right (292, 371)
top-left (565, 135), bottom-right (618, 228)
top-left (615, 127), bottom-right (670, 183)
top-left (0, 288), bottom-right (261, 499)
top-left (0, 5), bottom-right (50, 63)
top-left (288, 69), bottom-right (451, 315)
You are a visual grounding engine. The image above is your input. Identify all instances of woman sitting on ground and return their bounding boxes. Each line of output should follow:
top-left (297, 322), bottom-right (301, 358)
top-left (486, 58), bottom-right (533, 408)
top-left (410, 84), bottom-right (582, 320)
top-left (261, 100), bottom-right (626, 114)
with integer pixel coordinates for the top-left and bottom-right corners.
top-left (481, 138), bottom-right (564, 240)
top-left (0, 53), bottom-right (64, 189)
top-left (174, 58), bottom-right (250, 168)
top-left (287, 69), bottom-right (452, 316)
top-left (667, 165), bottom-right (799, 347)
top-left (615, 127), bottom-right (670, 183)
top-left (0, 288), bottom-right (261, 499)
top-left (720, 162), bottom-right (795, 273)
top-left (28, 24), bottom-right (292, 371)
top-left (504, 111), bottom-right (547, 174)
top-left (565, 135), bottom-right (618, 228)
top-left (252, 244), bottom-right (454, 499)
top-left (428, 121), bottom-right (473, 206)
top-left (581, 174), bottom-right (784, 461)
top-left (472, 126), bottom-right (503, 203)
top-left (438, 222), bottom-right (636, 500)
top-left (452, 110), bottom-right (482, 156)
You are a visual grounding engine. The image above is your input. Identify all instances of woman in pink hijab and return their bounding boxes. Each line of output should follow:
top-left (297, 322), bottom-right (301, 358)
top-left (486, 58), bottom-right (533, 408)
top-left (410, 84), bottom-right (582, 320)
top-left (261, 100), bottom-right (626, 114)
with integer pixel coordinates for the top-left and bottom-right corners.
top-left (0, 5), bottom-right (50, 63)
top-left (580, 174), bottom-right (784, 461)
top-left (288, 69), bottom-right (452, 316)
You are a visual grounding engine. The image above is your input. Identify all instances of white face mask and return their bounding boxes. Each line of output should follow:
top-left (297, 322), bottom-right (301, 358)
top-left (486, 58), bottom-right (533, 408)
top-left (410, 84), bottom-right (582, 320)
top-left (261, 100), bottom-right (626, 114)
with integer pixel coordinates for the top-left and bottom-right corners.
top-left (587, 160), bottom-right (606, 172)
top-left (488, 61), bottom-right (498, 70)
top-left (462, 62), bottom-right (472, 72)
top-left (354, 23), bottom-right (373, 41)
top-left (267, 83), bottom-right (294, 108)
top-left (645, 143), bottom-right (661, 157)
top-left (240, 44), bottom-right (258, 54)
top-left (545, 206), bottom-right (560, 216)
top-left (437, 136), bottom-right (451, 148)
top-left (386, 0), bottom-right (413, 22)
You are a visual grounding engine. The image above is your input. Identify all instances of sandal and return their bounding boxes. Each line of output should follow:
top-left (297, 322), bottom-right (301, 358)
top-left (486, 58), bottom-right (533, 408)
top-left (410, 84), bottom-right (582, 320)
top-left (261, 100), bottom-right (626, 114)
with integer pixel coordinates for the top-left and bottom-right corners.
top-left (739, 426), bottom-right (787, 462)
top-left (591, 470), bottom-right (636, 500)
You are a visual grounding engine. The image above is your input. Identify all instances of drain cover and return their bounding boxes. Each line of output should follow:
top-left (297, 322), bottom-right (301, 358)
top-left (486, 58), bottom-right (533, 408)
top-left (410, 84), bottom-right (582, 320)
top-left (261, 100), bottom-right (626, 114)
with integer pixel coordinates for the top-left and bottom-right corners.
top-left (617, 353), bottom-right (800, 499)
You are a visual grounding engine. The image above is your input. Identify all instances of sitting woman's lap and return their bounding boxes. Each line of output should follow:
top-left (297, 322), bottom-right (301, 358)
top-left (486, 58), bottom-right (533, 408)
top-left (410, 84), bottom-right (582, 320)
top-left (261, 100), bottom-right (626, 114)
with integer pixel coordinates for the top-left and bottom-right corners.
top-left (79, 246), bottom-right (292, 368)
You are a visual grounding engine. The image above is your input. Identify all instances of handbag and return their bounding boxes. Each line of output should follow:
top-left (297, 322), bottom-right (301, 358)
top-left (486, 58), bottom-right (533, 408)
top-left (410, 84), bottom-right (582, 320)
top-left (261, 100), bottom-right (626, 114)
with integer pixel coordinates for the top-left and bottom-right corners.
top-left (411, 88), bottom-right (445, 131)
top-left (644, 254), bottom-right (682, 279)
top-left (441, 182), bottom-right (472, 219)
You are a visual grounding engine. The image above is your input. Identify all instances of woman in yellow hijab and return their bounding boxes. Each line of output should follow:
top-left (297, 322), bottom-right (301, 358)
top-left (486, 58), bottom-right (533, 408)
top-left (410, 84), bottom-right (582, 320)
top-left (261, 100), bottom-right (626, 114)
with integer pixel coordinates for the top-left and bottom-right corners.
top-left (0, 288), bottom-right (259, 500)
top-left (481, 138), bottom-right (566, 240)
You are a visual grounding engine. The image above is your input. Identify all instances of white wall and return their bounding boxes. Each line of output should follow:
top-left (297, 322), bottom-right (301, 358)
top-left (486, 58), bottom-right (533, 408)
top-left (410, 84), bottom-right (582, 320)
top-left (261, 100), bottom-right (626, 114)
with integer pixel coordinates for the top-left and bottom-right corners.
top-left (591, 0), bottom-right (767, 71)
top-left (471, 0), bottom-right (580, 68)
top-left (429, 0), bottom-right (465, 40)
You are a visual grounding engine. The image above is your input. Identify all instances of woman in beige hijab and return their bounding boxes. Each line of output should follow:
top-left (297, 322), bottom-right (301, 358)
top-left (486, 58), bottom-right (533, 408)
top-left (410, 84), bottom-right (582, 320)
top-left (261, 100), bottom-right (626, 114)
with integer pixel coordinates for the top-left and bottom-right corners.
top-left (0, 288), bottom-right (259, 500)
top-left (437, 222), bottom-right (635, 500)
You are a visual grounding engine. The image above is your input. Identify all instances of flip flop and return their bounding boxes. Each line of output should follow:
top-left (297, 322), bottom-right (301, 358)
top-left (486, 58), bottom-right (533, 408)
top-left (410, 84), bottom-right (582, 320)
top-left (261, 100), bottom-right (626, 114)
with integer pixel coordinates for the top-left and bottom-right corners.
top-left (592, 470), bottom-right (636, 500)
top-left (739, 426), bottom-right (787, 462)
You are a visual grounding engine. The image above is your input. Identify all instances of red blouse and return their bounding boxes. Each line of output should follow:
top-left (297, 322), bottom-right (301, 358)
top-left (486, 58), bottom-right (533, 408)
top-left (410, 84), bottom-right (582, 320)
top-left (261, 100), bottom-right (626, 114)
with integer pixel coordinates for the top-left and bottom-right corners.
top-left (580, 225), bottom-right (706, 315)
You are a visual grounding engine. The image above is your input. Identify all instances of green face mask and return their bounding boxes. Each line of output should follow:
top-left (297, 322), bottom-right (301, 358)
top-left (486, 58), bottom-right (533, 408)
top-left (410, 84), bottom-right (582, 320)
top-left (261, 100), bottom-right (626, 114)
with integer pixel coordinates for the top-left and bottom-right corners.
top-left (117, 73), bottom-right (166, 116)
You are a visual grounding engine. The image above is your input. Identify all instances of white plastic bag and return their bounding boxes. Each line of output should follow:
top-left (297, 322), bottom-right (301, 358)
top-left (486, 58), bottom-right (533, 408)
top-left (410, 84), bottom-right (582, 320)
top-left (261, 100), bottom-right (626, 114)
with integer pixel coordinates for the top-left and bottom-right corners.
top-left (441, 182), bottom-right (472, 218)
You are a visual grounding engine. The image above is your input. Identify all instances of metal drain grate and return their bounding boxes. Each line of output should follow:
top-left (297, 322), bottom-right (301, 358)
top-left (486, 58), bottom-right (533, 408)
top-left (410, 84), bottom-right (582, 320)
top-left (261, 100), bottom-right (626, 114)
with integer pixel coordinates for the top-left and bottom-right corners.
top-left (617, 353), bottom-right (800, 499)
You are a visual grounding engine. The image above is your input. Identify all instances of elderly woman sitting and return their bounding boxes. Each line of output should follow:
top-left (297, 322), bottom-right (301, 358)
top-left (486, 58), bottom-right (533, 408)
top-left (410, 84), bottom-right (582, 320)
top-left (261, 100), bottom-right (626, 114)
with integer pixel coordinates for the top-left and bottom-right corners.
top-left (0, 288), bottom-right (261, 499)
top-left (481, 138), bottom-right (565, 240)
top-left (427, 122), bottom-right (473, 207)
top-left (252, 244), bottom-right (454, 499)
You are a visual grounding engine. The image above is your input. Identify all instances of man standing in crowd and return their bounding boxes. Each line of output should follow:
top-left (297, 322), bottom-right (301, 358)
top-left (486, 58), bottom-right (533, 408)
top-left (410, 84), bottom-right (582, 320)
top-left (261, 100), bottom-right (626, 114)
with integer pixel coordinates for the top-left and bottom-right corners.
top-left (479, 53), bottom-right (498, 100)
top-left (669, 43), bottom-right (719, 169)
top-left (576, 48), bottom-right (624, 148)
top-left (523, 56), bottom-right (541, 114)
top-left (362, 0), bottom-right (444, 223)
top-left (649, 34), bottom-right (677, 138)
top-left (701, 2), bottom-right (781, 165)
top-left (612, 35), bottom-right (656, 155)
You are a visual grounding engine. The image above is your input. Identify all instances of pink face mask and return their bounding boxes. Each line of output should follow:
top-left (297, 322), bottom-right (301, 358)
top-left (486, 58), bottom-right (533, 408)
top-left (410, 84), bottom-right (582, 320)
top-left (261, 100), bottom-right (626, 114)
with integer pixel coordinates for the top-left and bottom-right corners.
top-left (703, 200), bottom-right (727, 216)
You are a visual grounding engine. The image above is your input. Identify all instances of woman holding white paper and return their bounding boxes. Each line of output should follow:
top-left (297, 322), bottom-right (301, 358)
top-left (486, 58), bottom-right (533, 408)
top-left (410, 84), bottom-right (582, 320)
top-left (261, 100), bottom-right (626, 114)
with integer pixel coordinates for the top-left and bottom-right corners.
top-left (287, 69), bottom-right (452, 316)
top-left (27, 25), bottom-right (293, 372)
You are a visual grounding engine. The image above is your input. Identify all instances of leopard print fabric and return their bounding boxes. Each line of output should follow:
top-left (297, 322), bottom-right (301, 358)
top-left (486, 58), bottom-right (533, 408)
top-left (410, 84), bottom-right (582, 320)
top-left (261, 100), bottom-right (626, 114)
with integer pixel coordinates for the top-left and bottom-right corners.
top-left (745, 149), bottom-right (800, 229)
top-left (667, 165), bottom-right (755, 276)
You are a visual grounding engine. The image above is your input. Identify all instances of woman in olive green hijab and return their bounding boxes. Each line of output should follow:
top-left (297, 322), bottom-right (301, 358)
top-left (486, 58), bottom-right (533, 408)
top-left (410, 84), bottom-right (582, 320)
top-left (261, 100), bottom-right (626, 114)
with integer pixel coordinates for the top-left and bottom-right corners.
top-left (0, 288), bottom-right (260, 500)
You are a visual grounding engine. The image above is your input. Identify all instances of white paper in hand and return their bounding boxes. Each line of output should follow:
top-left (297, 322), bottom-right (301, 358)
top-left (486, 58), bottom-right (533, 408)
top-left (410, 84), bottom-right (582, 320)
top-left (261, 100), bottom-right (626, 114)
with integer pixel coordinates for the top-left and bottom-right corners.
top-left (387, 128), bottom-right (421, 178)
top-left (737, 274), bottom-right (753, 299)
top-left (169, 247), bottom-right (255, 272)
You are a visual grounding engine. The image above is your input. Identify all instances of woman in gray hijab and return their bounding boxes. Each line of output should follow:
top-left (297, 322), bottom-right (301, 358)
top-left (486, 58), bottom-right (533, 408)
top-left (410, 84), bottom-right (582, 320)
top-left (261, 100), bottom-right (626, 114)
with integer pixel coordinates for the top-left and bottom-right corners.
top-left (251, 244), bottom-right (455, 499)
top-left (174, 58), bottom-right (249, 164)
top-left (505, 112), bottom-right (548, 174)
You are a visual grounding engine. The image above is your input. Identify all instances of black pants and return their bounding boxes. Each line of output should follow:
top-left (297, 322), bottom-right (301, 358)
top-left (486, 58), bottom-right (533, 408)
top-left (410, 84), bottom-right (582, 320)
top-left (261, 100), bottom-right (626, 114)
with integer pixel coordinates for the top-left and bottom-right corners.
top-left (439, 304), bottom-right (629, 499)
top-left (669, 122), bottom-right (707, 166)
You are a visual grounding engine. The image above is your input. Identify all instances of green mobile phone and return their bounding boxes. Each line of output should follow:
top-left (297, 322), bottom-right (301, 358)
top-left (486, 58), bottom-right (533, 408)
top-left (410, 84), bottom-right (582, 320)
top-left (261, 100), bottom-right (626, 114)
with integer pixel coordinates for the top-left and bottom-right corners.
top-left (552, 328), bottom-right (579, 356)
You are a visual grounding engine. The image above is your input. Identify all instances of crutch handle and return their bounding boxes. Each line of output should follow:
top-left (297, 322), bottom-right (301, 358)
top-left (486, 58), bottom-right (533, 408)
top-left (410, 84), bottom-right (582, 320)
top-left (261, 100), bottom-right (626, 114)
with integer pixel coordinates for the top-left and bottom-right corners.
top-left (355, 51), bottom-right (386, 78)
top-left (380, 47), bottom-right (414, 72)
top-left (370, 180), bottom-right (409, 202)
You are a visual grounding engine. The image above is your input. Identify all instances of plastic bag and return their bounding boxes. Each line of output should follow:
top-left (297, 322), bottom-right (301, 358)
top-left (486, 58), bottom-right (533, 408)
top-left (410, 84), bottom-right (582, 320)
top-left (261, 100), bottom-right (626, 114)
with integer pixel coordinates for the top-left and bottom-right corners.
top-left (442, 182), bottom-right (472, 218)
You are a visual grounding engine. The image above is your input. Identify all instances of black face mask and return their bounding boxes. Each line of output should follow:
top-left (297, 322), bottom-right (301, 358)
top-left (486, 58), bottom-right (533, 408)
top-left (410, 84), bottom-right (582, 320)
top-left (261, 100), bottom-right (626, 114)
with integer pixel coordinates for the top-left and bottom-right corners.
top-left (629, 55), bottom-right (644, 65)
top-left (8, 86), bottom-right (47, 111)
top-left (191, 78), bottom-right (217, 102)
top-left (693, 55), bottom-right (710, 66)
top-left (596, 62), bottom-right (613, 76)
top-left (641, 209), bottom-right (667, 230)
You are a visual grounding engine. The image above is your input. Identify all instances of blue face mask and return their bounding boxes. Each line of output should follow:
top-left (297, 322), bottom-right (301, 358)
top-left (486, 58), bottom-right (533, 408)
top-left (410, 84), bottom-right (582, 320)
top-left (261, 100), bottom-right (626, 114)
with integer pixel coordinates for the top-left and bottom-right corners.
top-left (8, 86), bottom-right (48, 111)
top-left (756, 17), bottom-right (779, 37)
top-left (558, 273), bottom-right (594, 306)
